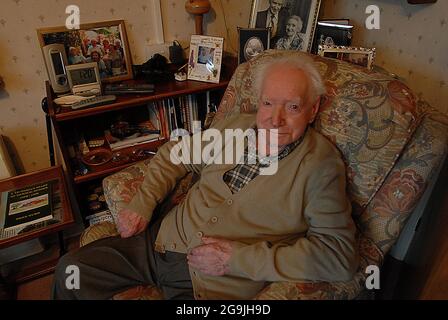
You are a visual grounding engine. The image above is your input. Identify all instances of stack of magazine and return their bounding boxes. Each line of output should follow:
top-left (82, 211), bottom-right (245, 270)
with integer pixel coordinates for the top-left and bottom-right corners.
top-left (104, 107), bottom-right (162, 151)
top-left (0, 181), bottom-right (58, 239)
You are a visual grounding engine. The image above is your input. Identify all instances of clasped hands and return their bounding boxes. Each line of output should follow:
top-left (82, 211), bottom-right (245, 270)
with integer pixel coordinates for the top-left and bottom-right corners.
top-left (117, 209), bottom-right (233, 276)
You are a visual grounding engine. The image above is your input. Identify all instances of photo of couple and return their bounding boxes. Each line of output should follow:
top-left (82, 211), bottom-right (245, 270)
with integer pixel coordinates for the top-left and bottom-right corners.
top-left (250, 0), bottom-right (321, 52)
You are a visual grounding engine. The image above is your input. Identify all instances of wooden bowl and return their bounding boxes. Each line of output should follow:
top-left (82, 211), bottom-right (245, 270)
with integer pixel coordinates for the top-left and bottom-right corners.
top-left (81, 148), bottom-right (113, 168)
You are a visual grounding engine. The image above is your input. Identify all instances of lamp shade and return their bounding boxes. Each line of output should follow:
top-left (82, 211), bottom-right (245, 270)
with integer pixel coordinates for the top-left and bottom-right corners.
top-left (185, 0), bottom-right (211, 15)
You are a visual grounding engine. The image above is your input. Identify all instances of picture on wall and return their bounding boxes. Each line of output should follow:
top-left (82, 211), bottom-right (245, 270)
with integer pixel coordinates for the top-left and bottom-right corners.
top-left (249, 0), bottom-right (321, 52)
top-left (37, 20), bottom-right (133, 83)
top-left (187, 35), bottom-right (224, 84)
top-left (238, 27), bottom-right (270, 64)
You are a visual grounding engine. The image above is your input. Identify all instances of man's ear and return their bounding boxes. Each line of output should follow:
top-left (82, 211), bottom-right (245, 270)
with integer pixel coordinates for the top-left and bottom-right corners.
top-left (309, 96), bottom-right (321, 124)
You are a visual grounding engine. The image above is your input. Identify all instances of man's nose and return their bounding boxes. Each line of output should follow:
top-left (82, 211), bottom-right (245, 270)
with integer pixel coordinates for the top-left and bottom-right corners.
top-left (271, 105), bottom-right (285, 128)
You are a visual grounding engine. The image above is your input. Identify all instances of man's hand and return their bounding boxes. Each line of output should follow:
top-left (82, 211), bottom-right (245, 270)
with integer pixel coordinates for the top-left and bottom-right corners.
top-left (187, 237), bottom-right (233, 276)
top-left (117, 209), bottom-right (149, 238)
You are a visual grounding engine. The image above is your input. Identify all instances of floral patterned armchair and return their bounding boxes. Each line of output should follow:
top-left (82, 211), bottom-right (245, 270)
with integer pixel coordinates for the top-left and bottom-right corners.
top-left (80, 50), bottom-right (448, 300)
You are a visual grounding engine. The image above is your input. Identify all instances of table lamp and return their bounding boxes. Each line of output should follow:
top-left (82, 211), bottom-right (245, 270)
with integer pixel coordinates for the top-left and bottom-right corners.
top-left (185, 0), bottom-right (211, 35)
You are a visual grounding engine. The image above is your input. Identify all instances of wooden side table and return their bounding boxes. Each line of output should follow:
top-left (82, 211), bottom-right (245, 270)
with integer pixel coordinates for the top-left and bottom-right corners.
top-left (0, 165), bottom-right (75, 298)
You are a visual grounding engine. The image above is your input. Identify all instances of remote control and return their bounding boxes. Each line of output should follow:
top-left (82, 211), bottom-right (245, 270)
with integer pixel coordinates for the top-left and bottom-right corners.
top-left (71, 95), bottom-right (117, 110)
top-left (104, 83), bottom-right (155, 95)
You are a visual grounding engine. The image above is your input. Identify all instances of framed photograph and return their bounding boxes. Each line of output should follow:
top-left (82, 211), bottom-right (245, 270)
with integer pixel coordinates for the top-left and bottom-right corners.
top-left (318, 45), bottom-right (376, 70)
top-left (238, 28), bottom-right (270, 64)
top-left (311, 19), bottom-right (353, 54)
top-left (37, 20), bottom-right (133, 83)
top-left (187, 35), bottom-right (224, 84)
top-left (249, 0), bottom-right (321, 52)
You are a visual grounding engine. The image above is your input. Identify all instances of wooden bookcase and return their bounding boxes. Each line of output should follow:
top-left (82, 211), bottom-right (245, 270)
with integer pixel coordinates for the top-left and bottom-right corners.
top-left (45, 77), bottom-right (230, 226)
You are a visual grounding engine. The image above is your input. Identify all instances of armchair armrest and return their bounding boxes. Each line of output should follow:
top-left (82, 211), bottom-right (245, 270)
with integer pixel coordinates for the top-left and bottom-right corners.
top-left (102, 159), bottom-right (152, 223)
top-left (82, 159), bottom-right (197, 247)
top-left (254, 235), bottom-right (382, 300)
top-left (102, 159), bottom-right (198, 224)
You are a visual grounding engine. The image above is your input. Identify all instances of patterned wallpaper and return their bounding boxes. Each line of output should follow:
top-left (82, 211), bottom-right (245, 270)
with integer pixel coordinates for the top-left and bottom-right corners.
top-left (161, 0), bottom-right (251, 55)
top-left (0, 0), bottom-right (446, 173)
top-left (321, 0), bottom-right (448, 114)
top-left (0, 0), bottom-right (249, 172)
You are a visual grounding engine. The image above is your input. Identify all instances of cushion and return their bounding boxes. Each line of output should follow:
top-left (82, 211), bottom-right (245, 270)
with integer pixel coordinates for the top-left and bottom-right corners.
top-left (79, 221), bottom-right (119, 247)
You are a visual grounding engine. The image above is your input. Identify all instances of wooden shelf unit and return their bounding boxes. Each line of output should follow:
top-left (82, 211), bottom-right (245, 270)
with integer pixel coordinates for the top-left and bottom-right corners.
top-left (46, 77), bottom-right (230, 225)
top-left (53, 79), bottom-right (229, 121)
top-left (72, 138), bottom-right (167, 184)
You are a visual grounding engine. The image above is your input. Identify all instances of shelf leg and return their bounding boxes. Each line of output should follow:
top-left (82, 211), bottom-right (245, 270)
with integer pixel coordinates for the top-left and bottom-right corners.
top-left (42, 97), bottom-right (56, 166)
top-left (0, 275), bottom-right (15, 300)
top-left (57, 231), bottom-right (66, 256)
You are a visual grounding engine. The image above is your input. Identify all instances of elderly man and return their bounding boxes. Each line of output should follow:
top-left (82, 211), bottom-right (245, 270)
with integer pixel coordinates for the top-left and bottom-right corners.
top-left (256, 0), bottom-right (289, 40)
top-left (53, 55), bottom-right (358, 300)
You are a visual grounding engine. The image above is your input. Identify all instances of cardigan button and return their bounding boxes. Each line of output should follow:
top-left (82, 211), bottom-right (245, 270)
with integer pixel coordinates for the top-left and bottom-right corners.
top-left (227, 199), bottom-right (233, 206)
top-left (211, 216), bottom-right (218, 223)
top-left (196, 231), bottom-right (204, 238)
top-left (170, 243), bottom-right (176, 250)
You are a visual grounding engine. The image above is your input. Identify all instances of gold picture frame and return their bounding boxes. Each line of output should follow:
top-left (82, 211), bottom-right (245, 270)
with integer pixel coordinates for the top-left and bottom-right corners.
top-left (318, 45), bottom-right (376, 70)
top-left (37, 20), bottom-right (133, 83)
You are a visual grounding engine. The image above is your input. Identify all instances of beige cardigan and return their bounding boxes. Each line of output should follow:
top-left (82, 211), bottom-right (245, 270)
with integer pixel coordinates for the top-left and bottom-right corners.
top-left (123, 113), bottom-right (358, 299)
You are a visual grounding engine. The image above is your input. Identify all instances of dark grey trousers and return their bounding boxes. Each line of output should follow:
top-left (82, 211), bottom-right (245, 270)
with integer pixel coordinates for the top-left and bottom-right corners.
top-left (51, 218), bottom-right (193, 300)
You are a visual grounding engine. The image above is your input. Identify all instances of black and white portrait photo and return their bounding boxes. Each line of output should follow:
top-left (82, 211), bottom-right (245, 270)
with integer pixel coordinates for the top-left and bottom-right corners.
top-left (249, 0), bottom-right (321, 52)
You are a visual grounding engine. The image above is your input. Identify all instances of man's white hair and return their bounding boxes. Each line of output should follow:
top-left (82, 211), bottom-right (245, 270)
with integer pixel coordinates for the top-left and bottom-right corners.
top-left (253, 54), bottom-right (326, 104)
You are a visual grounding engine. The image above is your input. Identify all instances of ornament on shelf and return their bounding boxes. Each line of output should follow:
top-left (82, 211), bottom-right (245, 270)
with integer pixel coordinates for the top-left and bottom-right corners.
top-left (185, 0), bottom-right (211, 35)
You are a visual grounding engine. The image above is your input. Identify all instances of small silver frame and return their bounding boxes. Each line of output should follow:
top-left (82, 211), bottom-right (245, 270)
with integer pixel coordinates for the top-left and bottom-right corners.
top-left (318, 45), bottom-right (376, 70)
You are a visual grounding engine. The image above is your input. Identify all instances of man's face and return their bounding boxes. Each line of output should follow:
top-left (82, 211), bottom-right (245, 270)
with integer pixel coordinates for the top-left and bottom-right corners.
top-left (269, 0), bottom-right (283, 15)
top-left (286, 18), bottom-right (302, 36)
top-left (256, 65), bottom-right (320, 151)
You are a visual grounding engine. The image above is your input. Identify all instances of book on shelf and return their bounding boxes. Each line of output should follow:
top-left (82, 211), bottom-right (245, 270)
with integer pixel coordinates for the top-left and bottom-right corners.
top-left (104, 119), bottom-right (161, 151)
top-left (84, 182), bottom-right (113, 226)
top-left (0, 181), bottom-right (55, 237)
top-left (85, 209), bottom-right (114, 226)
top-left (146, 93), bottom-right (216, 138)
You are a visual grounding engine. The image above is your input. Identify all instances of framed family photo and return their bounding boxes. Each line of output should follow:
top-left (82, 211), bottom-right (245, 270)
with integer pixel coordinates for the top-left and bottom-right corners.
top-left (249, 0), bottom-right (321, 52)
top-left (318, 45), bottom-right (376, 70)
top-left (238, 28), bottom-right (270, 64)
top-left (37, 20), bottom-right (133, 83)
top-left (187, 35), bottom-right (224, 84)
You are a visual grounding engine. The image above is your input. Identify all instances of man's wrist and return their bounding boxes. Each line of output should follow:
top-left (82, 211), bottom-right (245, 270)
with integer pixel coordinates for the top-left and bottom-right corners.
top-left (226, 241), bottom-right (247, 277)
